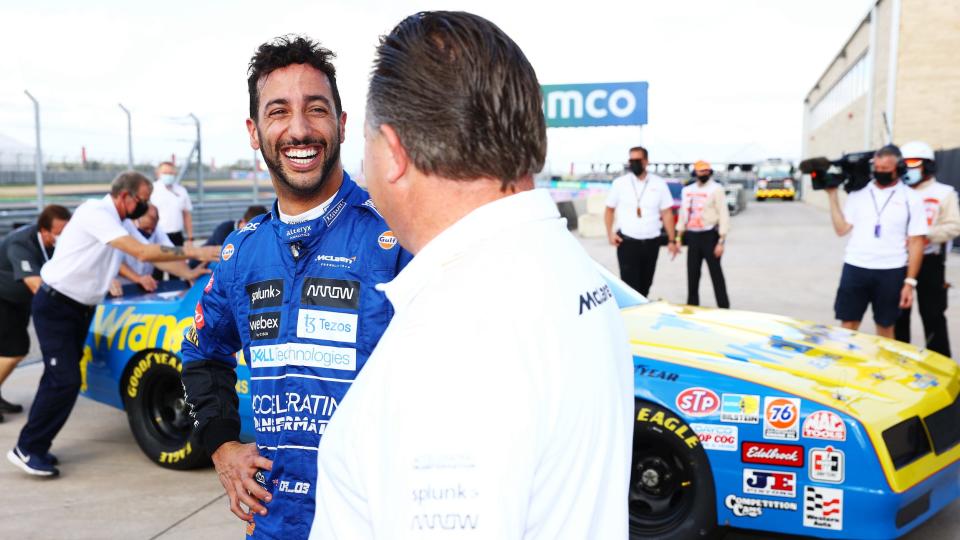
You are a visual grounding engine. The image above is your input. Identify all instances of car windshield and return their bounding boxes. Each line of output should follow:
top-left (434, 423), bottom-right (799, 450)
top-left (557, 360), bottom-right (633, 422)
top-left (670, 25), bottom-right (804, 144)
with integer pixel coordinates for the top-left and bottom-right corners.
top-left (757, 165), bottom-right (792, 178)
top-left (594, 262), bottom-right (649, 308)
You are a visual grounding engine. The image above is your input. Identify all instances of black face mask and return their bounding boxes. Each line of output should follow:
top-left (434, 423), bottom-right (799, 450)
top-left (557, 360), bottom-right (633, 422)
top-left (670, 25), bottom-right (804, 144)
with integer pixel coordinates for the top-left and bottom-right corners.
top-left (874, 171), bottom-right (896, 186)
top-left (128, 199), bottom-right (149, 220)
top-left (696, 174), bottom-right (711, 183)
top-left (628, 159), bottom-right (645, 176)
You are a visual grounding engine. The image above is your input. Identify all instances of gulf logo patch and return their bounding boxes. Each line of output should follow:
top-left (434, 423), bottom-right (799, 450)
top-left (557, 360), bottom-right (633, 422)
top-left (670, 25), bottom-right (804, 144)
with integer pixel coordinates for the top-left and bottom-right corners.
top-left (378, 231), bottom-right (397, 250)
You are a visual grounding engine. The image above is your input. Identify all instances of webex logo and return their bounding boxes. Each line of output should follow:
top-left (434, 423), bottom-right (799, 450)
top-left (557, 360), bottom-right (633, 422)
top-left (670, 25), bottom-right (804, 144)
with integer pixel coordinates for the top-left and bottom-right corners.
top-left (541, 82), bottom-right (648, 128)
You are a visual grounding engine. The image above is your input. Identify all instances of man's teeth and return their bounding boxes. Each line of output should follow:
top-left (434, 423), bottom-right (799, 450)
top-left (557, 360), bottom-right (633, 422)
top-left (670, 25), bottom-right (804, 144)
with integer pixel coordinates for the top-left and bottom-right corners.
top-left (284, 148), bottom-right (319, 161)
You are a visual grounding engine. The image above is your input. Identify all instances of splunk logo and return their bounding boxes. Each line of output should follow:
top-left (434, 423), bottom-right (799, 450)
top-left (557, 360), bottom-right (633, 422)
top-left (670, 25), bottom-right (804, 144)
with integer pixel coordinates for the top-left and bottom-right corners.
top-left (541, 82), bottom-right (648, 127)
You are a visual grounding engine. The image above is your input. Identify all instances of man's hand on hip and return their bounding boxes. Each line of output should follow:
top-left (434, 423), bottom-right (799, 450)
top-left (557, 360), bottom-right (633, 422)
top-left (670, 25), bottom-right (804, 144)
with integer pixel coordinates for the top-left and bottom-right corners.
top-left (211, 441), bottom-right (274, 522)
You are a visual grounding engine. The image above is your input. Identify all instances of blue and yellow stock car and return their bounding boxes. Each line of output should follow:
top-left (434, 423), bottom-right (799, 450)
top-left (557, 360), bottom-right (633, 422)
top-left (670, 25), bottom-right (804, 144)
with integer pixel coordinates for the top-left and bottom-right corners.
top-left (82, 272), bottom-right (960, 539)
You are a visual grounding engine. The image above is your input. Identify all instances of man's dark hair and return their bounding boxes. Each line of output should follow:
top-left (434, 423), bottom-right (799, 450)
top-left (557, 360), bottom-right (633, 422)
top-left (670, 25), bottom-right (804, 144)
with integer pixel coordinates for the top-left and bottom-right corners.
top-left (110, 171), bottom-right (153, 198)
top-left (243, 205), bottom-right (269, 222)
top-left (629, 146), bottom-right (648, 160)
top-left (37, 204), bottom-right (71, 231)
top-left (367, 11), bottom-right (546, 188)
top-left (248, 35), bottom-right (342, 121)
top-left (875, 144), bottom-right (902, 160)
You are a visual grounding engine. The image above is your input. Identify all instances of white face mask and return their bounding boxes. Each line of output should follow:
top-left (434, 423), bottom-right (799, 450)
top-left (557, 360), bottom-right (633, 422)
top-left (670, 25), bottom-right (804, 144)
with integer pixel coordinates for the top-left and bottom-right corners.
top-left (905, 168), bottom-right (923, 186)
top-left (159, 173), bottom-right (177, 186)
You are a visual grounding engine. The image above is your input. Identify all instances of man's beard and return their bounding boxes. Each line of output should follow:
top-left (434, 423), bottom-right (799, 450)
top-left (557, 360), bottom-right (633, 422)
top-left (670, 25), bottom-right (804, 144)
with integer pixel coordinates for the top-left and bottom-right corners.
top-left (259, 127), bottom-right (341, 197)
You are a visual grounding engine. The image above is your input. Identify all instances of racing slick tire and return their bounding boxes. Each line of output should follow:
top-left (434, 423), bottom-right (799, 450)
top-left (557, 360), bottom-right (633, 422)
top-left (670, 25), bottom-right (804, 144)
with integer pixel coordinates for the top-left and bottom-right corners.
top-left (630, 401), bottom-right (718, 540)
top-left (122, 349), bottom-right (210, 470)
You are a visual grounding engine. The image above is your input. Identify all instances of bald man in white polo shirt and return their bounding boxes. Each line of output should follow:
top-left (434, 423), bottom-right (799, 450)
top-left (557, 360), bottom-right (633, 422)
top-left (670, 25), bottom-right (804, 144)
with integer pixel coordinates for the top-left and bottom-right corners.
top-left (312, 11), bottom-right (633, 539)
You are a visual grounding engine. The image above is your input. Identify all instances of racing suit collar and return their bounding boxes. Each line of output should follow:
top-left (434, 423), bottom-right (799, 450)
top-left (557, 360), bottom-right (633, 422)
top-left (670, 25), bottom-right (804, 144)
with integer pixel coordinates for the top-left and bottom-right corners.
top-left (271, 172), bottom-right (357, 245)
top-left (377, 188), bottom-right (559, 311)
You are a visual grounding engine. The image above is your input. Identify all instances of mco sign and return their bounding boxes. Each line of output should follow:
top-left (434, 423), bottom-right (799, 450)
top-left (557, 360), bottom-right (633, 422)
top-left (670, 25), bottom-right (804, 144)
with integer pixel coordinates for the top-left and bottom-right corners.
top-left (542, 82), bottom-right (648, 128)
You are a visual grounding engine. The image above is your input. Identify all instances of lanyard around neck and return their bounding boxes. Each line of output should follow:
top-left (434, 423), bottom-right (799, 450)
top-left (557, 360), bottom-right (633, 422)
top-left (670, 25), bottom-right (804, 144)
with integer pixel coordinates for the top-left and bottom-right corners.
top-left (36, 232), bottom-right (50, 262)
top-left (869, 186), bottom-right (897, 223)
top-left (630, 176), bottom-right (650, 209)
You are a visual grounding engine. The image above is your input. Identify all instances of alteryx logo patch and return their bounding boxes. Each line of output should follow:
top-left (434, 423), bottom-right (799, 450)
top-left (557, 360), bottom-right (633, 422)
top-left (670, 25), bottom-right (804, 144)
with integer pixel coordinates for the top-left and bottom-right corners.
top-left (247, 279), bottom-right (284, 309)
top-left (285, 224), bottom-right (311, 240)
top-left (302, 278), bottom-right (360, 309)
top-left (248, 312), bottom-right (281, 340)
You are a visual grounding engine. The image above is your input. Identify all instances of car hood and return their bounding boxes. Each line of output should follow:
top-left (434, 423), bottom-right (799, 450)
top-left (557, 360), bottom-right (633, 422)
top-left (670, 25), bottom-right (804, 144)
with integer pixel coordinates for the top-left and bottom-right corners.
top-left (623, 302), bottom-right (960, 428)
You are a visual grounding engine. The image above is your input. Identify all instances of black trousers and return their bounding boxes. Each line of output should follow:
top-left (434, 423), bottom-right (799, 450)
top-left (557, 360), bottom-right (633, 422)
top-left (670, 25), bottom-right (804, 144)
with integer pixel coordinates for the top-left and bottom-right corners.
top-left (895, 251), bottom-right (951, 357)
top-left (616, 232), bottom-right (661, 297)
top-left (685, 229), bottom-right (730, 308)
top-left (17, 286), bottom-right (95, 455)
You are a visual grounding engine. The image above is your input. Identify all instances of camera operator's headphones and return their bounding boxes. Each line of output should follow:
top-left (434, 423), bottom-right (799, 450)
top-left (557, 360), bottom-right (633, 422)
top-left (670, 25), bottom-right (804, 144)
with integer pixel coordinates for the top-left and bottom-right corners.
top-left (876, 144), bottom-right (908, 177)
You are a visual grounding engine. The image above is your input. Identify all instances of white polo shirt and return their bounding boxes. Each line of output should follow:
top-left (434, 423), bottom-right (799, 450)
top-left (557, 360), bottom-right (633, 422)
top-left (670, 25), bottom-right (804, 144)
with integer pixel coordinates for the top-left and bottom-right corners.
top-left (151, 180), bottom-right (193, 234)
top-left (913, 179), bottom-right (958, 255)
top-left (119, 222), bottom-right (173, 280)
top-left (40, 195), bottom-right (132, 305)
top-left (311, 189), bottom-right (633, 540)
top-left (606, 172), bottom-right (674, 239)
top-left (843, 181), bottom-right (929, 269)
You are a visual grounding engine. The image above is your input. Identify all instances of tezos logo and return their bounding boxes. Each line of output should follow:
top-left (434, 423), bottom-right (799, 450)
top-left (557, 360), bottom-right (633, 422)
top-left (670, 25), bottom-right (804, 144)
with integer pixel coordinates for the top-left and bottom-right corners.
top-left (675, 387), bottom-right (720, 417)
top-left (378, 231), bottom-right (397, 250)
top-left (221, 243), bottom-right (235, 261)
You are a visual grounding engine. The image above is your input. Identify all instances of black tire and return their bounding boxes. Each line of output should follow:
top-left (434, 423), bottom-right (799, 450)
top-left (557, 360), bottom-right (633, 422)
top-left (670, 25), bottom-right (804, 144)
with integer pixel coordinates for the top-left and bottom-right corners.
top-left (123, 349), bottom-right (209, 470)
top-left (630, 401), bottom-right (718, 540)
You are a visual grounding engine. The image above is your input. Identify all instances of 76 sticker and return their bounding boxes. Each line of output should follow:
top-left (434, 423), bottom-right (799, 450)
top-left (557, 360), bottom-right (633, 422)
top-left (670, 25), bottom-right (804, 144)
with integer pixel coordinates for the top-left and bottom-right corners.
top-left (763, 397), bottom-right (800, 441)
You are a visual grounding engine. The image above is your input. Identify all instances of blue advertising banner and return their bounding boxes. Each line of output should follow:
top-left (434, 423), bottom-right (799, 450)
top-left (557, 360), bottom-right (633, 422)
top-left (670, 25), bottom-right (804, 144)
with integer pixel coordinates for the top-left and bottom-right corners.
top-left (541, 82), bottom-right (648, 128)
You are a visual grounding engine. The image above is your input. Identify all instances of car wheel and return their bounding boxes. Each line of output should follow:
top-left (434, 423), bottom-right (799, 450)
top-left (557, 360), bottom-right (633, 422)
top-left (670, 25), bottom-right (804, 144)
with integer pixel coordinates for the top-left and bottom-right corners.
top-left (123, 349), bottom-right (209, 470)
top-left (630, 401), bottom-right (718, 540)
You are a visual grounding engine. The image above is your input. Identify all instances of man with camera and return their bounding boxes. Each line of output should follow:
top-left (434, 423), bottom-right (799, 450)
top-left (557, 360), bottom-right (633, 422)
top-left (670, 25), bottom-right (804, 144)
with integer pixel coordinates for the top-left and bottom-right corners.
top-left (894, 141), bottom-right (960, 356)
top-left (827, 145), bottom-right (928, 338)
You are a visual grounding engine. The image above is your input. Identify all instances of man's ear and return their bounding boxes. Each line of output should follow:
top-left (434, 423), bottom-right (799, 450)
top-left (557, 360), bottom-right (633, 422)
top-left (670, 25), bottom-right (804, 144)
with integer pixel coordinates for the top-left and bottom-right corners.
top-left (338, 111), bottom-right (347, 144)
top-left (380, 123), bottom-right (408, 184)
top-left (246, 118), bottom-right (260, 150)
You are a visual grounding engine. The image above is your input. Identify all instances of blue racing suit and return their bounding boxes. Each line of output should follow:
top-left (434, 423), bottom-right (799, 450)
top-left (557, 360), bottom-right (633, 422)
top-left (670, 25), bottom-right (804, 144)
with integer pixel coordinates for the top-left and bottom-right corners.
top-left (181, 174), bottom-right (410, 539)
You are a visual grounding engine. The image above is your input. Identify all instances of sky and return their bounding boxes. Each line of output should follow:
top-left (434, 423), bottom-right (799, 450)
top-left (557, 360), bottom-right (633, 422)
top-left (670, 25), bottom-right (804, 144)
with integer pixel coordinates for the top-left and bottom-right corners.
top-left (0, 0), bottom-right (874, 176)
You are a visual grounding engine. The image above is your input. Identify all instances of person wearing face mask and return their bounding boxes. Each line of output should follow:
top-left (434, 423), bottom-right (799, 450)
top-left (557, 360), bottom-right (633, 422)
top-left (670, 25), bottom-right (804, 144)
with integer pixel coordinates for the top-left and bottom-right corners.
top-left (151, 161), bottom-right (194, 248)
top-left (116, 203), bottom-right (211, 294)
top-left (604, 145), bottom-right (679, 296)
top-left (675, 160), bottom-right (731, 308)
top-left (0, 205), bottom-right (71, 421)
top-left (826, 145), bottom-right (929, 339)
top-left (7, 172), bottom-right (220, 478)
top-left (894, 141), bottom-right (960, 356)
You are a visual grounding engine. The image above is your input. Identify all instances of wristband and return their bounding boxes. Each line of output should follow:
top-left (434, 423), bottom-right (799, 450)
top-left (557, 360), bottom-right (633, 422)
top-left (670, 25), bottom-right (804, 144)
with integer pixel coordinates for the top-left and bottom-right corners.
top-left (904, 277), bottom-right (918, 287)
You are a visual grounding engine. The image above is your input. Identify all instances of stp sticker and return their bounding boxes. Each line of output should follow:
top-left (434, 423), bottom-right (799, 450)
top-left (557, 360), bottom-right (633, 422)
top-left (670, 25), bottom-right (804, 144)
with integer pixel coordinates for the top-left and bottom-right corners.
top-left (378, 230), bottom-right (397, 250)
top-left (743, 468), bottom-right (797, 498)
top-left (809, 446), bottom-right (845, 484)
top-left (741, 442), bottom-right (804, 467)
top-left (720, 393), bottom-right (760, 424)
top-left (804, 486), bottom-right (843, 530)
top-left (802, 410), bottom-right (847, 441)
top-left (221, 243), bottom-right (235, 261)
top-left (763, 397), bottom-right (800, 441)
top-left (675, 387), bottom-right (720, 417)
top-left (689, 423), bottom-right (738, 451)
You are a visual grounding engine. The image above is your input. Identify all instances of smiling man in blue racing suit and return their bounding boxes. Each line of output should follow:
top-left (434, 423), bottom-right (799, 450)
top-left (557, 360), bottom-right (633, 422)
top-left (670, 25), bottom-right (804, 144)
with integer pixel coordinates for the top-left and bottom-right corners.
top-left (180, 35), bottom-right (409, 539)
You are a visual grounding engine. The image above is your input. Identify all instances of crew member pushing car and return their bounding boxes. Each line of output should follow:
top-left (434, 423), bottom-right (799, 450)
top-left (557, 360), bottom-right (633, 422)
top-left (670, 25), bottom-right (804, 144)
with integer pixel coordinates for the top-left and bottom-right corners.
top-left (7, 172), bottom-right (218, 477)
top-left (0, 205), bottom-right (70, 421)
